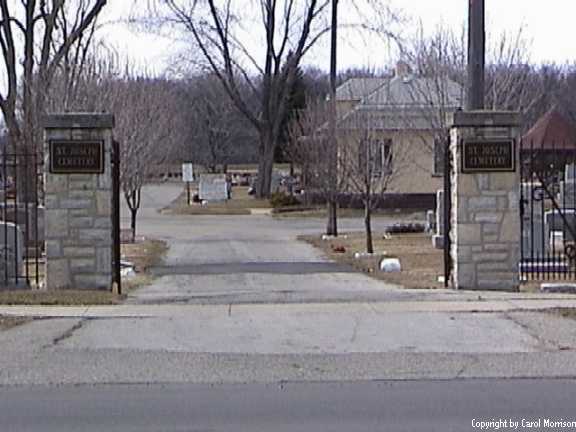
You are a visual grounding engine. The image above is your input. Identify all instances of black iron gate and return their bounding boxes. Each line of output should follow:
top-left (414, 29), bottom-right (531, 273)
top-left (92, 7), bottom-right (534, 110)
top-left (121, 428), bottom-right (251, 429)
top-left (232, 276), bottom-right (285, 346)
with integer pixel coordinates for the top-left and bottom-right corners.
top-left (0, 149), bottom-right (44, 288)
top-left (520, 138), bottom-right (576, 280)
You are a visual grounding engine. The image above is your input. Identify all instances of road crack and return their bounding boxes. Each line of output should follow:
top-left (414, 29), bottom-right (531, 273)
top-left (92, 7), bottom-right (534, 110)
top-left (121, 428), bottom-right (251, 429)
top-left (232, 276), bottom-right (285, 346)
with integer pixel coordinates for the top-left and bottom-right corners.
top-left (50, 318), bottom-right (89, 346)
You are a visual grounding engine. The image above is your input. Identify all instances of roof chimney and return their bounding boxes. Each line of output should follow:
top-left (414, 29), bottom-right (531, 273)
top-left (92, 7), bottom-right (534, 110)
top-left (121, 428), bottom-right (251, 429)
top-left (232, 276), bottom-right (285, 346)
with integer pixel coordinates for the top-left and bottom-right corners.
top-left (395, 61), bottom-right (412, 78)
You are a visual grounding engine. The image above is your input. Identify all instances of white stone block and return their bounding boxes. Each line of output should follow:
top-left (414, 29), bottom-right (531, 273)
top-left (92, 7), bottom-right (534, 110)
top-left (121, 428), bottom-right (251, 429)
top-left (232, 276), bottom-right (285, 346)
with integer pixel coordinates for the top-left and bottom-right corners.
top-left (379, 258), bottom-right (401, 273)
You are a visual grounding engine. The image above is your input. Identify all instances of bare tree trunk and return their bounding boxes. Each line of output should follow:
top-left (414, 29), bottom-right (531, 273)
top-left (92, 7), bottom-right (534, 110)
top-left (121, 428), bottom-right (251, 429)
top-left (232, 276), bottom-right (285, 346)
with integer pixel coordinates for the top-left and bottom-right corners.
top-left (256, 135), bottom-right (275, 198)
top-left (125, 188), bottom-right (141, 243)
top-left (364, 201), bottom-right (374, 254)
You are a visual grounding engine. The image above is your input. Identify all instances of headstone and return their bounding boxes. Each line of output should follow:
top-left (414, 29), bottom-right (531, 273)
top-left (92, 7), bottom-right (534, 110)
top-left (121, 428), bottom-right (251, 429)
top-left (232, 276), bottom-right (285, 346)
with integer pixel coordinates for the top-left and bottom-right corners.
top-left (0, 203), bottom-right (45, 254)
top-left (545, 209), bottom-right (576, 244)
top-left (0, 222), bottom-right (24, 284)
top-left (425, 210), bottom-right (436, 233)
top-left (566, 163), bottom-right (576, 182)
top-left (521, 183), bottom-right (545, 259)
top-left (271, 171), bottom-right (283, 193)
top-left (560, 180), bottom-right (576, 209)
top-left (432, 189), bottom-right (444, 249)
top-left (199, 174), bottom-right (228, 201)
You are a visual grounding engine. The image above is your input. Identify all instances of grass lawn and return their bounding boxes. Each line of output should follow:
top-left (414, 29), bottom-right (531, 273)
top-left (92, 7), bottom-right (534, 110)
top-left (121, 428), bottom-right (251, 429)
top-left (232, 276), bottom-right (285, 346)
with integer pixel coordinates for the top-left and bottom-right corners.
top-left (301, 231), bottom-right (444, 289)
top-left (165, 186), bottom-right (271, 215)
top-left (274, 207), bottom-right (425, 219)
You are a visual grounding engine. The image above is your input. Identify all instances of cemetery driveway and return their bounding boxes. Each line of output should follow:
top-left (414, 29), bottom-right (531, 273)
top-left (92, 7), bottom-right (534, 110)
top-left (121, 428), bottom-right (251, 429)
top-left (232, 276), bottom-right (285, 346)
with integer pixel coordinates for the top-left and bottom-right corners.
top-left (123, 183), bottom-right (470, 305)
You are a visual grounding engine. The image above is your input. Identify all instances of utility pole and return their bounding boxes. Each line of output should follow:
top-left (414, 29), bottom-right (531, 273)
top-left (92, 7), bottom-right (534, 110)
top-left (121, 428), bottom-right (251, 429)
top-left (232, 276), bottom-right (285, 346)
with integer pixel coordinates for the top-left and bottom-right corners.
top-left (326, 0), bottom-right (339, 236)
top-left (467, 0), bottom-right (485, 110)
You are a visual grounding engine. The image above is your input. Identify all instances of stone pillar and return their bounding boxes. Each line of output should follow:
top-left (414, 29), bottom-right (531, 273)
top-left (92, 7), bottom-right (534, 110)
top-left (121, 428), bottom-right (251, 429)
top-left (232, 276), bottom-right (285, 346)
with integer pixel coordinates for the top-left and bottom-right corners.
top-left (450, 111), bottom-right (521, 291)
top-left (43, 114), bottom-right (114, 290)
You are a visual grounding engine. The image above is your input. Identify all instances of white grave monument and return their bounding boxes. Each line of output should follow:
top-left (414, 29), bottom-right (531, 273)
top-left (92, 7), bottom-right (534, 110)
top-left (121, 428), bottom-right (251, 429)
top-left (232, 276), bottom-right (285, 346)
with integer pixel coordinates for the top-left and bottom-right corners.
top-left (199, 174), bottom-right (229, 202)
top-left (0, 222), bottom-right (24, 283)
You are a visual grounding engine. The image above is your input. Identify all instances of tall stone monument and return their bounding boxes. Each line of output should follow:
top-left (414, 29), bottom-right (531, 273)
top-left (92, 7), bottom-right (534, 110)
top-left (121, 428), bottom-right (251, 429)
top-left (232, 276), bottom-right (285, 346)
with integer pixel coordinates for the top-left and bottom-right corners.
top-left (43, 114), bottom-right (114, 290)
top-left (449, 111), bottom-right (521, 291)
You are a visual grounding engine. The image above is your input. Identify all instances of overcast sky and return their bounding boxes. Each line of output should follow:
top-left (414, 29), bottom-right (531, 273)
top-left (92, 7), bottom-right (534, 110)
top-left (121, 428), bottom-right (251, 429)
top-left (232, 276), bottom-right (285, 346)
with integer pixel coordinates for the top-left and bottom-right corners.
top-left (98, 0), bottom-right (576, 74)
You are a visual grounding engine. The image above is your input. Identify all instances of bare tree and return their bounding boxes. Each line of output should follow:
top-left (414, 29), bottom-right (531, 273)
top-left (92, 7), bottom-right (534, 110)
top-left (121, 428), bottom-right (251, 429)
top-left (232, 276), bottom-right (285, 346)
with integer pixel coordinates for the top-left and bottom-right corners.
top-left (287, 98), bottom-right (346, 211)
top-left (148, 0), bottom-right (400, 198)
top-left (0, 0), bottom-right (107, 152)
top-left (149, 0), bottom-right (331, 198)
top-left (339, 116), bottom-right (403, 254)
top-left (181, 74), bottom-right (255, 173)
top-left (112, 77), bottom-right (183, 241)
top-left (49, 49), bottom-right (184, 241)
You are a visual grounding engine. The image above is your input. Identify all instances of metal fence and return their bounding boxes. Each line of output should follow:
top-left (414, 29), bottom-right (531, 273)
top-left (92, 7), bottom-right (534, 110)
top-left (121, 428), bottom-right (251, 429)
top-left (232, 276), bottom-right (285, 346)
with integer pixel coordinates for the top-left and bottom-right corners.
top-left (0, 150), bottom-right (44, 288)
top-left (520, 139), bottom-right (576, 280)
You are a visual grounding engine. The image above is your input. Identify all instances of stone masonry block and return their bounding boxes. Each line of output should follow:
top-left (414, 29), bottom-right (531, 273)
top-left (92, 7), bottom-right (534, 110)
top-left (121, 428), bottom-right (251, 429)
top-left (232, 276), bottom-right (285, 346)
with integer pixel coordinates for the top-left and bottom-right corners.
top-left (70, 217), bottom-right (94, 229)
top-left (45, 210), bottom-right (68, 238)
top-left (70, 208), bottom-right (91, 217)
top-left (499, 213), bottom-right (520, 242)
top-left (73, 274), bottom-right (110, 290)
top-left (477, 174), bottom-right (489, 190)
top-left (96, 247), bottom-right (112, 273)
top-left (455, 263), bottom-right (476, 288)
top-left (45, 240), bottom-right (63, 258)
top-left (458, 224), bottom-right (482, 244)
top-left (46, 259), bottom-right (71, 290)
top-left (496, 198), bottom-right (509, 210)
top-left (94, 218), bottom-right (112, 229)
top-left (457, 245), bottom-right (472, 263)
top-left (491, 174), bottom-right (516, 191)
top-left (70, 190), bottom-right (95, 200)
top-left (477, 262), bottom-right (513, 272)
top-left (79, 229), bottom-right (112, 243)
top-left (468, 197), bottom-right (497, 210)
top-left (482, 224), bottom-right (500, 236)
top-left (459, 176), bottom-right (479, 196)
top-left (98, 174), bottom-right (112, 190)
top-left (60, 199), bottom-right (92, 210)
top-left (44, 195), bottom-right (60, 208)
top-left (473, 252), bottom-right (509, 263)
top-left (63, 247), bottom-right (94, 257)
top-left (70, 258), bottom-right (96, 272)
top-left (508, 191), bottom-right (519, 210)
top-left (484, 243), bottom-right (511, 252)
top-left (45, 176), bottom-right (68, 194)
top-left (474, 212), bottom-right (503, 224)
top-left (96, 191), bottom-right (111, 216)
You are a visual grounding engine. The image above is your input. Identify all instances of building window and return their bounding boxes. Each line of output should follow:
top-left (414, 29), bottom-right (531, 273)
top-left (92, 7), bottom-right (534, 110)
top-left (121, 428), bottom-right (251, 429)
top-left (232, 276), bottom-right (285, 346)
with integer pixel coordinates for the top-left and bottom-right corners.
top-left (359, 138), bottom-right (393, 177)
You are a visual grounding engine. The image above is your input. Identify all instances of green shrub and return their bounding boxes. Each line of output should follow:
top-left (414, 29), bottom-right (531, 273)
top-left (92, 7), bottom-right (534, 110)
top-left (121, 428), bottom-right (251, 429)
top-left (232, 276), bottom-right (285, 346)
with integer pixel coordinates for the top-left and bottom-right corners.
top-left (270, 192), bottom-right (301, 208)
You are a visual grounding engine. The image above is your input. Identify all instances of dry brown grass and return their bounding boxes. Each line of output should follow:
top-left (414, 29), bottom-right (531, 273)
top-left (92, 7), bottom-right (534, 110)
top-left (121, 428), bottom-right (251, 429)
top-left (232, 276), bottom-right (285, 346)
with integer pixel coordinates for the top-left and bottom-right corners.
top-left (0, 316), bottom-right (33, 330)
top-left (165, 186), bottom-right (271, 215)
top-left (0, 290), bottom-right (122, 305)
top-left (0, 239), bottom-right (168, 305)
top-left (301, 231), bottom-right (444, 289)
top-left (275, 208), bottom-right (425, 219)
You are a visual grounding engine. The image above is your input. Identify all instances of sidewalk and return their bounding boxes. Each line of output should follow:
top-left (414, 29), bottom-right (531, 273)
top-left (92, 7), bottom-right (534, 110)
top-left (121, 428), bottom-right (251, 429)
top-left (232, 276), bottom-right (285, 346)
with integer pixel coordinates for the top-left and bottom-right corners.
top-left (1, 294), bottom-right (576, 319)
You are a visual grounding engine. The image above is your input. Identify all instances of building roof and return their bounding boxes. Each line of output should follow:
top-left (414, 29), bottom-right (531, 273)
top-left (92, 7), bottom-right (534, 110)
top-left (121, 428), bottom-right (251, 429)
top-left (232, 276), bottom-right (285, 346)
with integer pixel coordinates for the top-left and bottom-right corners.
top-left (335, 73), bottom-right (463, 131)
top-left (363, 75), bottom-right (463, 107)
top-left (522, 107), bottom-right (576, 150)
top-left (339, 105), bottom-right (453, 131)
top-left (335, 78), bottom-right (389, 101)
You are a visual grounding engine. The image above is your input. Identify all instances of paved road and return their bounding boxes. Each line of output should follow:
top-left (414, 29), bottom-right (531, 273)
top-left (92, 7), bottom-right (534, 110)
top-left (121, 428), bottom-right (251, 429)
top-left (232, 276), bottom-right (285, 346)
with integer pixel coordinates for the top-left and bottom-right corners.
top-left (122, 184), bottom-right (483, 305)
top-left (1, 183), bottom-right (576, 388)
top-left (1, 379), bottom-right (576, 432)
